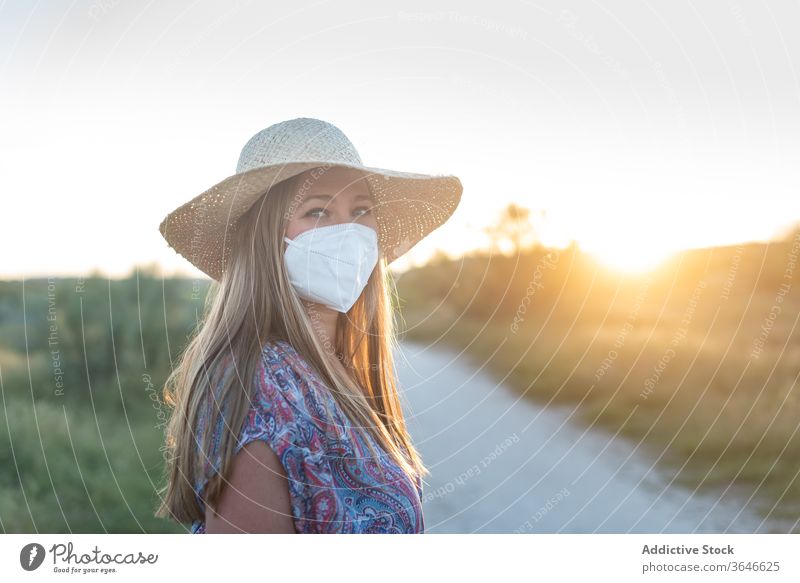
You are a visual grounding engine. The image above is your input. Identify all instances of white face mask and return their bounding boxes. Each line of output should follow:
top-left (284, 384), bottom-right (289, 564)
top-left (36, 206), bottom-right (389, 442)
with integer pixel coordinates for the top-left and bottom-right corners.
top-left (283, 222), bottom-right (379, 313)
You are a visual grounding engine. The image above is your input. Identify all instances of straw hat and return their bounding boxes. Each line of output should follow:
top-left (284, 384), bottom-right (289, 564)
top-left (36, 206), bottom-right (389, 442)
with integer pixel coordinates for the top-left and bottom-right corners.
top-left (158, 117), bottom-right (463, 281)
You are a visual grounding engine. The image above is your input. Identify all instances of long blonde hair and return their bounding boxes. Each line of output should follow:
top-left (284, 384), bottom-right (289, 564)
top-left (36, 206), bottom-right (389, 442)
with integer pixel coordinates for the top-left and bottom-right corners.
top-left (155, 169), bottom-right (428, 525)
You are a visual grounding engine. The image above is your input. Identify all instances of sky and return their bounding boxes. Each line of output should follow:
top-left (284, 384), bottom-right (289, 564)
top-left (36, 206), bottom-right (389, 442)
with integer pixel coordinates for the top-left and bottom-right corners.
top-left (1, 0), bottom-right (800, 278)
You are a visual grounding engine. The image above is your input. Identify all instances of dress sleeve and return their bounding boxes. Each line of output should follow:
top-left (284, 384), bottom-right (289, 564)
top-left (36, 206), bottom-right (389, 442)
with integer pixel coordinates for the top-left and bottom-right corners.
top-left (229, 350), bottom-right (341, 533)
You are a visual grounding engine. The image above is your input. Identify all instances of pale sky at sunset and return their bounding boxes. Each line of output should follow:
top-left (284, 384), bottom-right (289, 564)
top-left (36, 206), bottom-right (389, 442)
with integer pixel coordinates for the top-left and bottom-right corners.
top-left (2, 0), bottom-right (800, 278)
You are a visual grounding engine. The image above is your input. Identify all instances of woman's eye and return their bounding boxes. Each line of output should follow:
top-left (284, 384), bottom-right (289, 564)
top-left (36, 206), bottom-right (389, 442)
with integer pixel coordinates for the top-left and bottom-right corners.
top-left (303, 206), bottom-right (372, 218)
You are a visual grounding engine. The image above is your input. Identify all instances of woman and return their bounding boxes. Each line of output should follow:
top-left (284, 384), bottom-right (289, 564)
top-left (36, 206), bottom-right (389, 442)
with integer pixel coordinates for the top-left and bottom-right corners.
top-left (154, 117), bottom-right (462, 533)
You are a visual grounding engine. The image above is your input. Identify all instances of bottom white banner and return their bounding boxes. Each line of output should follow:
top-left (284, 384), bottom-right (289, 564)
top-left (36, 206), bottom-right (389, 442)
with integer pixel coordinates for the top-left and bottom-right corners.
top-left (1, 533), bottom-right (797, 582)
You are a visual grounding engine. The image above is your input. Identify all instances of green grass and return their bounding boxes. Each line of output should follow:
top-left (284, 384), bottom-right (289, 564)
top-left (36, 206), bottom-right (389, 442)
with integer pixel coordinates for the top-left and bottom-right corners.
top-left (0, 271), bottom-right (203, 533)
top-left (0, 394), bottom-right (183, 533)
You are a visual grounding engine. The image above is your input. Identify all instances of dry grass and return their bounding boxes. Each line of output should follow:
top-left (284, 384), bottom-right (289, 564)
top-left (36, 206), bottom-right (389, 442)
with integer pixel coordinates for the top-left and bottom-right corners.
top-left (397, 234), bottom-right (800, 528)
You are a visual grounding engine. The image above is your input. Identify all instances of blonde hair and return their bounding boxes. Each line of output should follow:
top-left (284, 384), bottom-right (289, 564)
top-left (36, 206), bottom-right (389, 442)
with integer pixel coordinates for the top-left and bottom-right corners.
top-left (155, 169), bottom-right (428, 525)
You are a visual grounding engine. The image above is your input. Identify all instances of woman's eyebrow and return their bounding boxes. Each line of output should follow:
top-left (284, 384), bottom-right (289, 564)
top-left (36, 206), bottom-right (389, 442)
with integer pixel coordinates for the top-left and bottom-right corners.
top-left (302, 192), bottom-right (373, 203)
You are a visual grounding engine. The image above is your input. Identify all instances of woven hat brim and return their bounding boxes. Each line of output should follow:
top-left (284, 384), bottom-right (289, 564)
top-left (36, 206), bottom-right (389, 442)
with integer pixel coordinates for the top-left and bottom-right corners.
top-left (159, 161), bottom-right (462, 280)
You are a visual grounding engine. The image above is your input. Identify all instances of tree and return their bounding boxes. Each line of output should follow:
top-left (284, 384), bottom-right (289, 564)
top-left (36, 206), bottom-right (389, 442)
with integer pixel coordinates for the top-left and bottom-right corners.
top-left (483, 203), bottom-right (539, 255)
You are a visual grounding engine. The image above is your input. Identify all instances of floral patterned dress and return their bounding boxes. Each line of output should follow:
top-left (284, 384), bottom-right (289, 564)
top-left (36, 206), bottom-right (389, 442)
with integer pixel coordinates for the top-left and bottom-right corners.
top-left (190, 337), bottom-right (424, 534)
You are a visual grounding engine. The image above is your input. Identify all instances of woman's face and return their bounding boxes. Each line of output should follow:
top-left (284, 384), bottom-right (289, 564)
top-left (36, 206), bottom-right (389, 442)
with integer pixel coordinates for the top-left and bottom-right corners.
top-left (284, 168), bottom-right (378, 241)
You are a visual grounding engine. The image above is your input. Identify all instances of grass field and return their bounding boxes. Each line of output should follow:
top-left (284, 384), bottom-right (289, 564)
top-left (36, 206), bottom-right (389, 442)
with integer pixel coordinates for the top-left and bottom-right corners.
top-left (0, 271), bottom-right (201, 533)
top-left (395, 232), bottom-right (800, 529)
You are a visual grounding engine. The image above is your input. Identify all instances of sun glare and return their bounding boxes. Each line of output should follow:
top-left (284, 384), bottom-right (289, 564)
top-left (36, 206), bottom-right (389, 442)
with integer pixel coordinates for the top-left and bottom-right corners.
top-left (583, 241), bottom-right (676, 274)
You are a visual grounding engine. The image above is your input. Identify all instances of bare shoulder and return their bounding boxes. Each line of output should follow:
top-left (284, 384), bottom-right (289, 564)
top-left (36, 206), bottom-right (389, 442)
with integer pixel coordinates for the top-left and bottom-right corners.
top-left (204, 440), bottom-right (296, 533)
